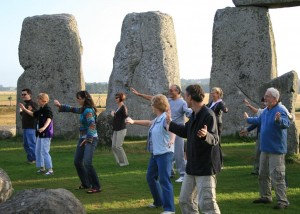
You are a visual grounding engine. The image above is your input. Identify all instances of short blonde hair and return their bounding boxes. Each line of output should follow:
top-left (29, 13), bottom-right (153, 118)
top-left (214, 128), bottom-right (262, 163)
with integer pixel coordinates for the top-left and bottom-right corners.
top-left (211, 87), bottom-right (224, 98)
top-left (151, 94), bottom-right (169, 112)
top-left (38, 93), bottom-right (49, 103)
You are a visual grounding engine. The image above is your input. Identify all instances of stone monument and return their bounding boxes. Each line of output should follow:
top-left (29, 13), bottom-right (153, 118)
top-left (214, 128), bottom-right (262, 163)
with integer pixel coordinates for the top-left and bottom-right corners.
top-left (97, 11), bottom-right (180, 145)
top-left (17, 14), bottom-right (85, 138)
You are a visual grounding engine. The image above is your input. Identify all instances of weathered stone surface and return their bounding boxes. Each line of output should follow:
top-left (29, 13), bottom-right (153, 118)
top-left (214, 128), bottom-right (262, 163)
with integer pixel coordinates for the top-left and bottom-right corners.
top-left (17, 14), bottom-right (84, 138)
top-left (259, 71), bottom-right (299, 154)
top-left (0, 168), bottom-right (13, 203)
top-left (97, 11), bottom-right (180, 140)
top-left (210, 7), bottom-right (277, 135)
top-left (0, 188), bottom-right (86, 214)
top-left (0, 126), bottom-right (16, 140)
top-left (233, 0), bottom-right (300, 8)
top-left (97, 111), bottom-right (113, 146)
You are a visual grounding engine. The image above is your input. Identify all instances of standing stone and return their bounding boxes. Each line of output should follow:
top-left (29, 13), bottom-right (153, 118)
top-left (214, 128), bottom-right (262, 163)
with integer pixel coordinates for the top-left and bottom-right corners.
top-left (17, 14), bottom-right (84, 138)
top-left (259, 71), bottom-right (299, 154)
top-left (97, 11), bottom-right (180, 144)
top-left (233, 0), bottom-right (300, 8)
top-left (0, 168), bottom-right (13, 204)
top-left (210, 6), bottom-right (277, 135)
top-left (0, 188), bottom-right (86, 214)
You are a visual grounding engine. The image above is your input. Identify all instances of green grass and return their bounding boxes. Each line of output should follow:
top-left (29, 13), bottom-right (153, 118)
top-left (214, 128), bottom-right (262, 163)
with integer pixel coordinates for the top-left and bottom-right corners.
top-left (1, 136), bottom-right (300, 214)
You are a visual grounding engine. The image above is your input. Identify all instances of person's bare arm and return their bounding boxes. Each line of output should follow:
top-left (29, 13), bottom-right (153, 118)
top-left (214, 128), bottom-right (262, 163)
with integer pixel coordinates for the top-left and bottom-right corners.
top-left (130, 87), bottom-right (153, 101)
top-left (126, 117), bottom-right (152, 127)
top-left (243, 99), bottom-right (258, 114)
top-left (19, 103), bottom-right (34, 117)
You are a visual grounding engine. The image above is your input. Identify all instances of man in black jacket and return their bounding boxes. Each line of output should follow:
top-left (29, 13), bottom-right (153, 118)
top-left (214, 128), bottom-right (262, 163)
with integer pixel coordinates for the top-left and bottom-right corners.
top-left (20, 88), bottom-right (38, 164)
top-left (167, 84), bottom-right (222, 214)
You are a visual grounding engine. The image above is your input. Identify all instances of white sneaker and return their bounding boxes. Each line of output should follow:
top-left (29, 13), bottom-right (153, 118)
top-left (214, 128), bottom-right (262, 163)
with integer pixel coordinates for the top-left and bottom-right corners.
top-left (175, 176), bottom-right (184, 183)
top-left (45, 171), bottom-right (54, 176)
top-left (160, 211), bottom-right (175, 214)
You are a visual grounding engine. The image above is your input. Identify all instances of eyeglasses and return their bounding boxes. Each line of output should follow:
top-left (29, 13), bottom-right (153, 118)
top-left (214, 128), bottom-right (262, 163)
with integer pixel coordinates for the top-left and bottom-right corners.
top-left (21, 93), bottom-right (28, 96)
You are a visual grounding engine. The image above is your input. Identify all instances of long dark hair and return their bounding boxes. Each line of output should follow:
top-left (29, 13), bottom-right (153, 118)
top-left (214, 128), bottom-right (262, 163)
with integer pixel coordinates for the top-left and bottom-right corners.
top-left (76, 91), bottom-right (97, 113)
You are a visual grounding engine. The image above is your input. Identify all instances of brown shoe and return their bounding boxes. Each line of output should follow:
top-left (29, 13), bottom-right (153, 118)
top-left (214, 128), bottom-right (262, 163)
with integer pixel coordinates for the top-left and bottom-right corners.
top-left (274, 203), bottom-right (288, 209)
top-left (253, 198), bottom-right (272, 204)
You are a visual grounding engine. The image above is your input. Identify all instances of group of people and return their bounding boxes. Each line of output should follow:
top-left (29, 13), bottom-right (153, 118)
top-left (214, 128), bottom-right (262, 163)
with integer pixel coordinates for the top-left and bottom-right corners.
top-left (20, 89), bottom-right (101, 193)
top-left (19, 84), bottom-right (291, 213)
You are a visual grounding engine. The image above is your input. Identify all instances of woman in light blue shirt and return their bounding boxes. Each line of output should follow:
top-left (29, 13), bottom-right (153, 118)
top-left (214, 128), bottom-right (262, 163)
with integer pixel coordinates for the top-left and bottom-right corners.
top-left (126, 94), bottom-right (176, 214)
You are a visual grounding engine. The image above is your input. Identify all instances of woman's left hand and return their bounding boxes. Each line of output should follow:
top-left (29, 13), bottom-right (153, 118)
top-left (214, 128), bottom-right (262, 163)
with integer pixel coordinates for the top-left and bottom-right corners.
top-left (168, 140), bottom-right (174, 148)
top-left (38, 127), bottom-right (45, 133)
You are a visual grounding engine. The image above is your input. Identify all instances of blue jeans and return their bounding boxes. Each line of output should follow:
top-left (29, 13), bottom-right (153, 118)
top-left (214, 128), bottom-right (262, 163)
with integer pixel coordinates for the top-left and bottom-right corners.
top-left (147, 152), bottom-right (175, 212)
top-left (23, 129), bottom-right (36, 162)
top-left (74, 138), bottom-right (101, 189)
top-left (35, 137), bottom-right (52, 169)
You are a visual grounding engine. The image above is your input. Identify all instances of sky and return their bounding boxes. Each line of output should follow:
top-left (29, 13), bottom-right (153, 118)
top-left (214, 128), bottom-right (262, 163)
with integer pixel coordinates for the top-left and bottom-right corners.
top-left (1, 0), bottom-right (300, 87)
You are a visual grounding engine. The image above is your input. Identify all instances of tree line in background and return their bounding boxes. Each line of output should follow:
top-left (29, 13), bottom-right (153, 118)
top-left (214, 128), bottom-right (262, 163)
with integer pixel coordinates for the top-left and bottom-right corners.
top-left (85, 79), bottom-right (210, 94)
top-left (4, 78), bottom-right (300, 93)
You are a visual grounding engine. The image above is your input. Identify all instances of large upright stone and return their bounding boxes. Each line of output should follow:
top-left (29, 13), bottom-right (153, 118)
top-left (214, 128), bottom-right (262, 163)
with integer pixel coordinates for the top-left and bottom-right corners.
top-left (210, 7), bottom-right (277, 135)
top-left (97, 11), bottom-right (180, 144)
top-left (259, 71), bottom-right (299, 154)
top-left (233, 0), bottom-right (300, 8)
top-left (17, 14), bottom-right (85, 138)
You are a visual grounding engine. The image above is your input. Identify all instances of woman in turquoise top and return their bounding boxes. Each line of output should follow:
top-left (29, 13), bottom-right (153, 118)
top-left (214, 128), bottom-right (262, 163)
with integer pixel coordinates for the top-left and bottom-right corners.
top-left (126, 94), bottom-right (176, 214)
top-left (54, 91), bottom-right (101, 193)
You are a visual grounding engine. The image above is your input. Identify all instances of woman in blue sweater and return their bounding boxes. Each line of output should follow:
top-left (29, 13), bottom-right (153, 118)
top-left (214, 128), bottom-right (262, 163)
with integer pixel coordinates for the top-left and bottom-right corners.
top-left (54, 91), bottom-right (101, 193)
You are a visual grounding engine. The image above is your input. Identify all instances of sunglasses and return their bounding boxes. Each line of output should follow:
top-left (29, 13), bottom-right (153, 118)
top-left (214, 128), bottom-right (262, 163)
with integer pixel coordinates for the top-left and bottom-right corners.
top-left (21, 93), bottom-right (28, 96)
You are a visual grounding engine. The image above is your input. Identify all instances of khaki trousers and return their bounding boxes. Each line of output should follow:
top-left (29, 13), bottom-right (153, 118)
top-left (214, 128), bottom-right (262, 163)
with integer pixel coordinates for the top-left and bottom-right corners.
top-left (259, 152), bottom-right (288, 205)
top-left (179, 174), bottom-right (221, 214)
top-left (112, 129), bottom-right (128, 166)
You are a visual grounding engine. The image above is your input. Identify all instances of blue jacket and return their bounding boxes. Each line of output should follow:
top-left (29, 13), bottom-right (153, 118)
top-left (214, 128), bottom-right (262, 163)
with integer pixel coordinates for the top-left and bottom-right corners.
top-left (247, 104), bottom-right (290, 154)
top-left (147, 112), bottom-right (174, 155)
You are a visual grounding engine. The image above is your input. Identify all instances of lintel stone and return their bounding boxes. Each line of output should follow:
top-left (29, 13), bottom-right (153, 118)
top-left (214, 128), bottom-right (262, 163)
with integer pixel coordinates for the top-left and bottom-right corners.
top-left (233, 0), bottom-right (300, 8)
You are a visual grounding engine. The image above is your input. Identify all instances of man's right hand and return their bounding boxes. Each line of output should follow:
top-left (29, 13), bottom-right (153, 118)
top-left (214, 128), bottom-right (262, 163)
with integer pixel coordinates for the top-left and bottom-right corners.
top-left (239, 129), bottom-right (248, 136)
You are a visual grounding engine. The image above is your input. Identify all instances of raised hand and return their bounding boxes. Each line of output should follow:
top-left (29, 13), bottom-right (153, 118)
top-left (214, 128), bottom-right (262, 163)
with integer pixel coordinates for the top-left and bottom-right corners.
top-left (243, 99), bottom-right (250, 107)
top-left (275, 112), bottom-right (281, 121)
top-left (130, 87), bottom-right (140, 96)
top-left (53, 99), bottom-right (61, 107)
top-left (19, 103), bottom-right (25, 110)
top-left (197, 125), bottom-right (207, 138)
top-left (125, 117), bottom-right (134, 124)
top-left (244, 112), bottom-right (249, 119)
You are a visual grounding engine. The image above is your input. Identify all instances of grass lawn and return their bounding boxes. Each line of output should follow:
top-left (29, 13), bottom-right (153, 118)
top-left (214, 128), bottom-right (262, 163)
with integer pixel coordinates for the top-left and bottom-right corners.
top-left (0, 136), bottom-right (300, 214)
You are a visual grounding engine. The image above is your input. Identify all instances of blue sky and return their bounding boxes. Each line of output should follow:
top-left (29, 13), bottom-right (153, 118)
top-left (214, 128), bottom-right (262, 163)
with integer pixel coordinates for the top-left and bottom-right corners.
top-left (1, 0), bottom-right (300, 87)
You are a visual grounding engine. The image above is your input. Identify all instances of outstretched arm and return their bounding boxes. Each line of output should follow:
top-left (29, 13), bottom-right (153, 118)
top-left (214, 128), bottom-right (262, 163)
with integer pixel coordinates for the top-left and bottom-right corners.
top-left (131, 87), bottom-right (153, 101)
top-left (126, 117), bottom-right (152, 127)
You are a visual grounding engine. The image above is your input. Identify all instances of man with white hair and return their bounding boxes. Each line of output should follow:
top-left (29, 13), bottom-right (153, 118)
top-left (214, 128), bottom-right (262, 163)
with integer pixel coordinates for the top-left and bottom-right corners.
top-left (244, 87), bottom-right (290, 209)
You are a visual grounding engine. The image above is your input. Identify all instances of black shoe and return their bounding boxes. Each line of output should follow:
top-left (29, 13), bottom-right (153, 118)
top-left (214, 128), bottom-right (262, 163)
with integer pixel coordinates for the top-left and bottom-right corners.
top-left (274, 203), bottom-right (288, 209)
top-left (253, 198), bottom-right (272, 204)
